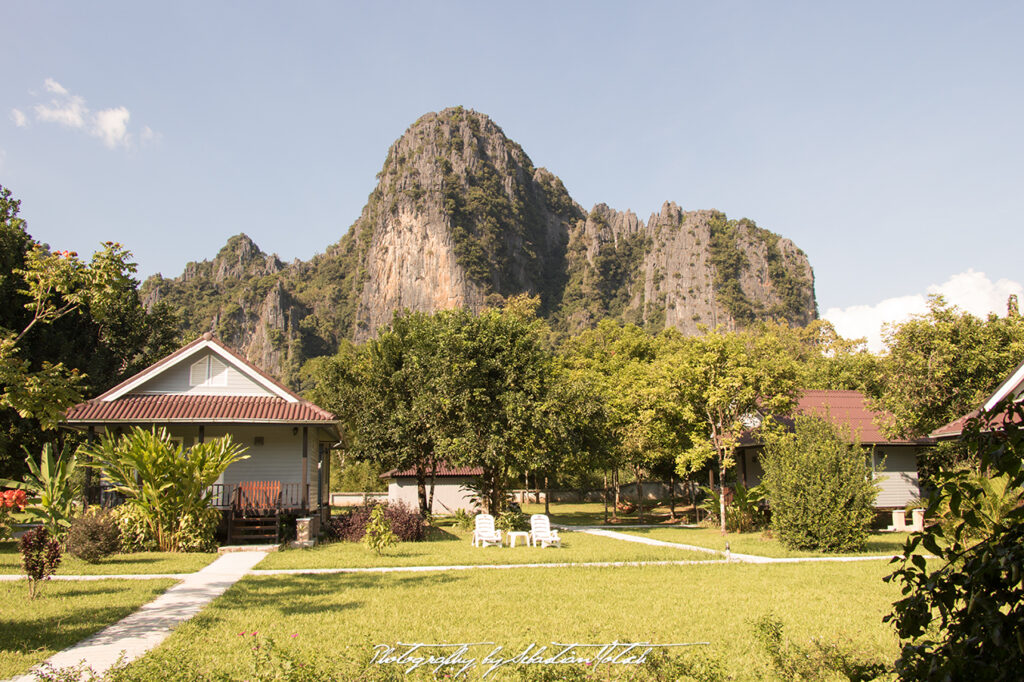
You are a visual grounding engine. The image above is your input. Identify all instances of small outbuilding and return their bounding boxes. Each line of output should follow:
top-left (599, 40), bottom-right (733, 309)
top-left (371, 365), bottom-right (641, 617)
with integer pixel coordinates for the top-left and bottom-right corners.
top-left (382, 463), bottom-right (483, 515)
top-left (736, 390), bottom-right (931, 509)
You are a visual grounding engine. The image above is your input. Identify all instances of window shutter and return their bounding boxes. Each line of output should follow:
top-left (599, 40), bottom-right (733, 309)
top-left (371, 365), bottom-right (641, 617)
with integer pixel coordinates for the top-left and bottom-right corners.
top-left (209, 356), bottom-right (228, 386)
top-left (189, 358), bottom-right (208, 386)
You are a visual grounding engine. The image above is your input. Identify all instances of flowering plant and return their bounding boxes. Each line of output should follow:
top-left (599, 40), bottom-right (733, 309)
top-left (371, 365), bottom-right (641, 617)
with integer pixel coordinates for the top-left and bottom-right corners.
top-left (0, 488), bottom-right (28, 539)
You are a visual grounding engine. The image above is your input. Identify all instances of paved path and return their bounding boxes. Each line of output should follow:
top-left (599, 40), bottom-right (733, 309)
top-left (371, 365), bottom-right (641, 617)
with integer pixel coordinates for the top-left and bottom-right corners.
top-left (570, 527), bottom-right (903, 564)
top-left (10, 551), bottom-right (267, 682)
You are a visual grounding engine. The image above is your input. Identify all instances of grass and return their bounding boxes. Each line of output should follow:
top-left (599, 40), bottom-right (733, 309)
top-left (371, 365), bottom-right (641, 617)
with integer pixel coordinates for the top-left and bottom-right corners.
top-left (0, 578), bottom-right (176, 679)
top-left (119, 561), bottom-right (902, 681)
top-left (256, 524), bottom-right (715, 570)
top-left (616, 527), bottom-right (915, 559)
top-left (0, 540), bottom-right (217, 575)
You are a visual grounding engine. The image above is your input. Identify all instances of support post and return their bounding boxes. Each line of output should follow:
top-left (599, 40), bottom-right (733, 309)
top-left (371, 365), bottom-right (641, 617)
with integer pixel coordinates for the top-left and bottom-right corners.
top-left (301, 426), bottom-right (309, 511)
top-left (84, 426), bottom-right (96, 509)
top-left (198, 424), bottom-right (205, 444)
top-left (316, 440), bottom-right (323, 520)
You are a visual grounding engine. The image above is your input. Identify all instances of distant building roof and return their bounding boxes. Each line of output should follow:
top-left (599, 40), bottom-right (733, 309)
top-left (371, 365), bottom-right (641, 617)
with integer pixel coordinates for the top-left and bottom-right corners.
top-left (383, 463), bottom-right (484, 479)
top-left (931, 357), bottom-right (1024, 440)
top-left (743, 390), bottom-right (931, 446)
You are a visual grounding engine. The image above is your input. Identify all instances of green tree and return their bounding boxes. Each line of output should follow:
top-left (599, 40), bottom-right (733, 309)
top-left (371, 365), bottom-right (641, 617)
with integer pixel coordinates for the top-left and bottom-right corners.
top-left (431, 301), bottom-right (560, 513)
top-left (562, 321), bottom-right (686, 522)
top-left (310, 315), bottom-right (441, 515)
top-left (759, 415), bottom-right (878, 551)
top-left (0, 185), bottom-right (179, 479)
top-left (873, 295), bottom-right (1024, 439)
top-left (885, 399), bottom-right (1024, 679)
top-left (81, 427), bottom-right (248, 552)
top-left (668, 327), bottom-right (799, 534)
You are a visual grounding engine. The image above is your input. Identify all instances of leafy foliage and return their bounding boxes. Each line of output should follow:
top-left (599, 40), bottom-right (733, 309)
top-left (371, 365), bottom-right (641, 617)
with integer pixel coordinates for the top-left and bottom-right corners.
top-left (0, 185), bottom-right (178, 479)
top-left (325, 502), bottom-right (425, 543)
top-left (3, 443), bottom-right (81, 538)
top-left (751, 614), bottom-right (889, 681)
top-left (362, 504), bottom-right (398, 555)
top-left (20, 526), bottom-right (62, 599)
top-left (67, 508), bottom-right (121, 563)
top-left (81, 428), bottom-right (248, 551)
top-left (873, 295), bottom-right (1024, 439)
top-left (885, 400), bottom-right (1024, 679)
top-left (111, 503), bottom-right (158, 552)
top-left (760, 416), bottom-right (878, 552)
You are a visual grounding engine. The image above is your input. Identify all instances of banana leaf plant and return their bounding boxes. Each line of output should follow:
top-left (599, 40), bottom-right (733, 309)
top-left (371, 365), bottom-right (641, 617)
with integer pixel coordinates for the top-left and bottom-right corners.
top-left (0, 443), bottom-right (81, 538)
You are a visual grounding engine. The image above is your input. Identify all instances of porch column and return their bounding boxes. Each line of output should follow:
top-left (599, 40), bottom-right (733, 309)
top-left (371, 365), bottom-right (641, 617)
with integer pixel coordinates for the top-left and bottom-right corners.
top-left (198, 425), bottom-right (205, 444)
top-left (316, 440), bottom-right (323, 515)
top-left (302, 426), bottom-right (309, 510)
top-left (84, 426), bottom-right (95, 509)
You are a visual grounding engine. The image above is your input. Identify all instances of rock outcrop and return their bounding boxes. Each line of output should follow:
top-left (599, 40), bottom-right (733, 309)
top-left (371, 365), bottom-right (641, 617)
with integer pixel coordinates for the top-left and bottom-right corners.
top-left (141, 107), bottom-right (817, 384)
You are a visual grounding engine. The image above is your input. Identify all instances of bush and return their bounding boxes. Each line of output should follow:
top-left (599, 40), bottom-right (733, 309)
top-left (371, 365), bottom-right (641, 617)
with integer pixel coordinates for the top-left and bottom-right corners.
top-left (325, 502), bottom-right (425, 543)
top-left (174, 507), bottom-right (221, 553)
top-left (452, 508), bottom-right (473, 530)
top-left (363, 505), bottom-right (398, 554)
top-left (760, 416), bottom-right (878, 552)
top-left (67, 508), bottom-right (121, 562)
top-left (21, 526), bottom-right (62, 598)
top-left (495, 509), bottom-right (528, 532)
top-left (112, 504), bottom-right (157, 552)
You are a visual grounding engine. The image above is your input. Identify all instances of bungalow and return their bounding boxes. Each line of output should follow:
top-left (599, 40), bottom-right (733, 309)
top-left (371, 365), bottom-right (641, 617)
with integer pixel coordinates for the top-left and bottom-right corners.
top-left (931, 358), bottom-right (1024, 440)
top-left (736, 390), bottom-right (931, 509)
top-left (383, 463), bottom-right (483, 514)
top-left (64, 333), bottom-right (340, 543)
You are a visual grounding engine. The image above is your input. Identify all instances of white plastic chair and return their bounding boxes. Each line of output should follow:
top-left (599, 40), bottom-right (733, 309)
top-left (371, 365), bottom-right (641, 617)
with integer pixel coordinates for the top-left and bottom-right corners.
top-left (472, 513), bottom-right (502, 547)
top-left (529, 514), bottom-right (561, 548)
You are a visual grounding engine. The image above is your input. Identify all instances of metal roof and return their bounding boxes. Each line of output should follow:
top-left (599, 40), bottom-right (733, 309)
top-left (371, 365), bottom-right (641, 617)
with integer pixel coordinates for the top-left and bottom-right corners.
top-left (65, 393), bottom-right (335, 424)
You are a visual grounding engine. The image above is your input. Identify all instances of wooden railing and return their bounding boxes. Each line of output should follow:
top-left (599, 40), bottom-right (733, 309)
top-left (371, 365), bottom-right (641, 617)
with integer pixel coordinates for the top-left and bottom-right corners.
top-left (206, 482), bottom-right (310, 513)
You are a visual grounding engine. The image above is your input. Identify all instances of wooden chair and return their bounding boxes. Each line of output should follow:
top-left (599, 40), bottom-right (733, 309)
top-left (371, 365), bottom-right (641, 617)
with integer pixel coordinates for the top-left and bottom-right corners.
top-left (529, 514), bottom-right (561, 548)
top-left (472, 513), bottom-right (502, 547)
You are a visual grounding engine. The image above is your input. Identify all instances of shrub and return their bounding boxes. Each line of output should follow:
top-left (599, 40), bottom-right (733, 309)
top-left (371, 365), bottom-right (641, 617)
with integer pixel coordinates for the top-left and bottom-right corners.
top-left (760, 416), bottom-right (878, 552)
top-left (67, 508), bottom-right (120, 562)
top-left (326, 502), bottom-right (424, 543)
top-left (21, 526), bottom-right (62, 598)
top-left (495, 509), bottom-right (528, 532)
top-left (751, 614), bottom-right (889, 681)
top-left (452, 508), bottom-right (474, 530)
top-left (363, 505), bottom-right (398, 554)
top-left (175, 506), bottom-right (221, 552)
top-left (112, 503), bottom-right (157, 552)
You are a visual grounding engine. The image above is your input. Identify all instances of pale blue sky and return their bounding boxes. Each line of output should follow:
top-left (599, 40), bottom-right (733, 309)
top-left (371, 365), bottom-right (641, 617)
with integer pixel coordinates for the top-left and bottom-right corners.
top-left (3, 2), bottom-right (1022, 343)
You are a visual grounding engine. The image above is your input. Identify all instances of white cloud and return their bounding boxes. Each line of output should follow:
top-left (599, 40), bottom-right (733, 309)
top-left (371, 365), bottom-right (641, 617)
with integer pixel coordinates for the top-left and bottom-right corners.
top-left (16, 79), bottom-right (155, 150)
top-left (823, 269), bottom-right (1024, 353)
top-left (43, 78), bottom-right (69, 95)
top-left (93, 106), bottom-right (131, 148)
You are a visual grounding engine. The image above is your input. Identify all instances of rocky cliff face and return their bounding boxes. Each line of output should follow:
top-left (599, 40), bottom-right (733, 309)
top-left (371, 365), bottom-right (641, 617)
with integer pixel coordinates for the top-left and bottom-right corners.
top-left (142, 107), bottom-right (816, 384)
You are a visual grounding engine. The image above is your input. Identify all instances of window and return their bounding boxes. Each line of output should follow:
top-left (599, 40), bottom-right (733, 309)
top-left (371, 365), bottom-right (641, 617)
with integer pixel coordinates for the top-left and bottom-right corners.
top-left (189, 355), bottom-right (228, 387)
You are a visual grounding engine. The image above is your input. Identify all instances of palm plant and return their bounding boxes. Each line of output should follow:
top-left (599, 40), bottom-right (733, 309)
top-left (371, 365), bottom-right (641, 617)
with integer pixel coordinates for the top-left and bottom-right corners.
top-left (81, 427), bottom-right (248, 551)
top-left (1, 443), bottom-right (80, 538)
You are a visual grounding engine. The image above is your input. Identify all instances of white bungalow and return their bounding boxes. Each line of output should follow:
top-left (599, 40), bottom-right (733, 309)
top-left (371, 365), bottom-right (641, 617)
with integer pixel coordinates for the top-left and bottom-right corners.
top-left (64, 333), bottom-right (340, 542)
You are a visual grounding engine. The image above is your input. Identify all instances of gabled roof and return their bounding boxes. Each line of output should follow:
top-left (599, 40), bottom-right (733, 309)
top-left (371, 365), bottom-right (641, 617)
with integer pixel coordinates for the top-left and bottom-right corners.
top-left (382, 463), bottom-right (484, 479)
top-left (65, 333), bottom-right (337, 425)
top-left (931, 357), bottom-right (1024, 439)
top-left (744, 390), bottom-right (930, 447)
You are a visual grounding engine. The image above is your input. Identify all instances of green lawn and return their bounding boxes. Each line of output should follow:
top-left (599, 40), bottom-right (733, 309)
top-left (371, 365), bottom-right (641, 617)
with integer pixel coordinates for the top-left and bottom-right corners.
top-left (117, 561), bottom-right (902, 681)
top-left (0, 541), bottom-right (217, 575)
top-left (616, 527), bottom-right (915, 559)
top-left (520, 501), bottom-right (691, 526)
top-left (256, 524), bottom-right (715, 570)
top-left (0, 578), bottom-right (176, 679)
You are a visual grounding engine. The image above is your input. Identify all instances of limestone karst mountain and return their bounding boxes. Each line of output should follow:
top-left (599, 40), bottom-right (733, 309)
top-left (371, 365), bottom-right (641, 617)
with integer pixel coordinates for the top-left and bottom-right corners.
top-left (141, 107), bottom-right (816, 384)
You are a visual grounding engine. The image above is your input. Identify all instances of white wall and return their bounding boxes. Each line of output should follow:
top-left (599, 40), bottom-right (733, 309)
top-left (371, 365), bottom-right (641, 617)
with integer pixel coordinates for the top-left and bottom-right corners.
top-left (388, 477), bottom-right (476, 514)
top-left (130, 349), bottom-right (276, 397)
top-left (873, 446), bottom-right (922, 508)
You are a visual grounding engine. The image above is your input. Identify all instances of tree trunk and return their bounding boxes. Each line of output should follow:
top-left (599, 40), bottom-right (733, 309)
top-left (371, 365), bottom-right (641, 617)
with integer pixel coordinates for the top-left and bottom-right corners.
top-left (718, 453), bottom-right (727, 535)
top-left (603, 470), bottom-right (609, 524)
top-left (544, 475), bottom-right (550, 515)
top-left (613, 469), bottom-right (620, 521)
top-left (669, 471), bottom-right (676, 520)
top-left (427, 458), bottom-right (437, 516)
top-left (416, 464), bottom-right (429, 517)
top-left (635, 468), bottom-right (644, 524)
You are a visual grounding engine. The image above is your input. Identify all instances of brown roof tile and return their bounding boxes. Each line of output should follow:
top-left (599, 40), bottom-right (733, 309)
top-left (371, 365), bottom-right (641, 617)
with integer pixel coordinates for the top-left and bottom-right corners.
top-left (384, 463), bottom-right (484, 478)
top-left (66, 394), bottom-right (335, 423)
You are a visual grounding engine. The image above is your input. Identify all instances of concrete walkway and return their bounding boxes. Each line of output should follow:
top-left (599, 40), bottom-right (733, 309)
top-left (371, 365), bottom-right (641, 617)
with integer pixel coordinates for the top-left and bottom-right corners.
top-left (10, 551), bottom-right (267, 682)
top-left (571, 526), bottom-right (904, 564)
